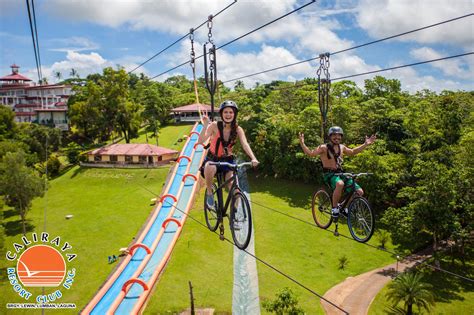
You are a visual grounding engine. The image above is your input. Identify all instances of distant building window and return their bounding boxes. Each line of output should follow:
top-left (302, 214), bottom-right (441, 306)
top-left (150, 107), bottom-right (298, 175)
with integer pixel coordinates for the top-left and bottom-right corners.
top-left (110, 155), bottom-right (117, 162)
top-left (139, 156), bottom-right (147, 163)
top-left (158, 156), bottom-right (163, 162)
top-left (125, 156), bottom-right (132, 163)
top-left (94, 155), bottom-right (101, 162)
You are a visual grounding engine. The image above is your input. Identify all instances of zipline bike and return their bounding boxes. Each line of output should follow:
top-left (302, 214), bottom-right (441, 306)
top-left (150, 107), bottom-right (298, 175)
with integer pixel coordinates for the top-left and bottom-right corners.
top-left (312, 172), bottom-right (375, 242)
top-left (204, 161), bottom-right (253, 250)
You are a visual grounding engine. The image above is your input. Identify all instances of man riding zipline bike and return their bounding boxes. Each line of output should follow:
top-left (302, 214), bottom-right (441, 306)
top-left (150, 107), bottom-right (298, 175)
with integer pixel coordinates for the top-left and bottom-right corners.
top-left (198, 100), bottom-right (259, 210)
top-left (299, 126), bottom-right (376, 217)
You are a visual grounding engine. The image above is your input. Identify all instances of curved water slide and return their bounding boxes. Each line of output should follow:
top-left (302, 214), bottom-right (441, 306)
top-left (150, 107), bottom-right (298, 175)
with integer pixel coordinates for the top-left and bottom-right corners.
top-left (82, 123), bottom-right (206, 314)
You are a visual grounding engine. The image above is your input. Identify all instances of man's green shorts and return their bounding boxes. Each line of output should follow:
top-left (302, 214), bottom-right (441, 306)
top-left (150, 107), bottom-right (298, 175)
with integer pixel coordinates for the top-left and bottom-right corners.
top-left (323, 173), bottom-right (361, 193)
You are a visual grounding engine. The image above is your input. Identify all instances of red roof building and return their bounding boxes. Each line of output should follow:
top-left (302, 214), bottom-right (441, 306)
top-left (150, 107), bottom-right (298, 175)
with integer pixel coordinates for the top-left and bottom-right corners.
top-left (171, 103), bottom-right (216, 122)
top-left (86, 144), bottom-right (179, 167)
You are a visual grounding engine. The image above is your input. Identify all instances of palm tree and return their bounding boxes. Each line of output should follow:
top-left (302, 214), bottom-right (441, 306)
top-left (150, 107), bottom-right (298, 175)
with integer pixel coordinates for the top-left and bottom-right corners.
top-left (70, 68), bottom-right (79, 78)
top-left (386, 272), bottom-right (435, 315)
top-left (55, 71), bottom-right (62, 82)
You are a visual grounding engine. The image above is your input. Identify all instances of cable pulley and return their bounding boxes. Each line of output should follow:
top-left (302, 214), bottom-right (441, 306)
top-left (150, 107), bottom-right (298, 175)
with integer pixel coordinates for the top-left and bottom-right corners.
top-left (317, 52), bottom-right (331, 141)
top-left (189, 28), bottom-right (200, 105)
top-left (204, 14), bottom-right (217, 121)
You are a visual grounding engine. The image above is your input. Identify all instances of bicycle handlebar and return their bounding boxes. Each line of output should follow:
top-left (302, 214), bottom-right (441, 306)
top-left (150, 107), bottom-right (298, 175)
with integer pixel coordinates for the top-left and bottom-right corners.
top-left (207, 161), bottom-right (254, 169)
top-left (334, 172), bottom-right (373, 178)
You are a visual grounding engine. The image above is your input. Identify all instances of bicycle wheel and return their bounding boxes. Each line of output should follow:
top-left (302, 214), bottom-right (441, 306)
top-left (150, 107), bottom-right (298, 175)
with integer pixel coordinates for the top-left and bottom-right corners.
top-left (312, 189), bottom-right (333, 229)
top-left (204, 184), bottom-right (220, 231)
top-left (230, 191), bottom-right (252, 250)
top-left (348, 197), bottom-right (375, 242)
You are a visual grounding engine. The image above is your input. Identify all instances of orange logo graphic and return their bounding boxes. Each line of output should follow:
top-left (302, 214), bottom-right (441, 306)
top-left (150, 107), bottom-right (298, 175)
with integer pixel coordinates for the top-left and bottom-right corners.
top-left (17, 245), bottom-right (66, 287)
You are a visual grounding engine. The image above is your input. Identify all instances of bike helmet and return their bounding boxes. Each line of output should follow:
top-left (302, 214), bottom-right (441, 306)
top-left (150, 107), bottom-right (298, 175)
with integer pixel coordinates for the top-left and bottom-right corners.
top-left (219, 100), bottom-right (238, 121)
top-left (328, 126), bottom-right (344, 137)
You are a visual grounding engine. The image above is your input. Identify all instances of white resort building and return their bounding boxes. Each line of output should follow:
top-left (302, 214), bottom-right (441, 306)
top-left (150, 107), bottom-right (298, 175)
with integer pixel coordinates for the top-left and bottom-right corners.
top-left (0, 64), bottom-right (72, 130)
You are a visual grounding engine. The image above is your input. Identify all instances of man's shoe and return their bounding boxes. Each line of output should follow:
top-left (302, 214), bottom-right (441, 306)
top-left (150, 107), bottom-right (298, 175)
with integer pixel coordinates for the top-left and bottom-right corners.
top-left (331, 207), bottom-right (340, 218)
top-left (206, 192), bottom-right (215, 210)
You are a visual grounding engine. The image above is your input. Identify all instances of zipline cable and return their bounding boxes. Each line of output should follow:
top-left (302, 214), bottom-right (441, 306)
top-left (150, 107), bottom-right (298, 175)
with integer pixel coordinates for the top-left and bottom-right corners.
top-left (25, 0), bottom-right (42, 84)
top-left (128, 0), bottom-right (237, 74)
top-left (332, 52), bottom-right (474, 81)
top-left (251, 199), bottom-right (474, 283)
top-left (222, 13), bottom-right (474, 84)
top-left (269, 52), bottom-right (474, 92)
top-left (150, 0), bottom-right (317, 80)
top-left (31, 0), bottom-right (43, 82)
top-left (136, 183), bottom-right (349, 314)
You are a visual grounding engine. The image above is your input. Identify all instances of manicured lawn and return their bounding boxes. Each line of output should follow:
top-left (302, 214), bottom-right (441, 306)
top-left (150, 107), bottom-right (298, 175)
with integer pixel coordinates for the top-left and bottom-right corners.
top-left (369, 256), bottom-right (474, 314)
top-left (145, 174), bottom-right (398, 314)
top-left (3, 163), bottom-right (470, 314)
top-left (0, 166), bottom-right (169, 314)
top-left (119, 123), bottom-right (194, 151)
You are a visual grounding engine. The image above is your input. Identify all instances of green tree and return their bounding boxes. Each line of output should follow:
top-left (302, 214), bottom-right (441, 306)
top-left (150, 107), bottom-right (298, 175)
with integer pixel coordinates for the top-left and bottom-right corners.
top-left (263, 287), bottom-right (305, 315)
top-left (0, 104), bottom-right (16, 140)
top-left (16, 123), bottom-right (62, 163)
top-left (116, 100), bottom-right (142, 143)
top-left (386, 272), bottom-right (435, 315)
top-left (68, 80), bottom-right (103, 143)
top-left (0, 151), bottom-right (46, 235)
top-left (101, 67), bottom-right (143, 142)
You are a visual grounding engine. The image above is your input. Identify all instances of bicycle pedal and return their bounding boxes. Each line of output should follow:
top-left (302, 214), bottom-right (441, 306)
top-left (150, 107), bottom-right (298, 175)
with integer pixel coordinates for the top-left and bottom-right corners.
top-left (334, 231), bottom-right (339, 237)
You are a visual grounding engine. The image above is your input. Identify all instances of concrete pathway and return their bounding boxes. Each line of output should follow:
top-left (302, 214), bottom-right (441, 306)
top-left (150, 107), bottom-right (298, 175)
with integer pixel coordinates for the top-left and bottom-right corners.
top-left (232, 190), bottom-right (260, 315)
top-left (321, 251), bottom-right (432, 315)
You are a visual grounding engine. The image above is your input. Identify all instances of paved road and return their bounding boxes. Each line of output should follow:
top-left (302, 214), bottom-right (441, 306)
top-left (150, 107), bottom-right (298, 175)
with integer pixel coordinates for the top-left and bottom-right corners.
top-left (321, 251), bottom-right (432, 315)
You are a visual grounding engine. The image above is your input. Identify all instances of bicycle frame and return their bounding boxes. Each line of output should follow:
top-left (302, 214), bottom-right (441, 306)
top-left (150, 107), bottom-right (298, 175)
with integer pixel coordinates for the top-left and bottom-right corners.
top-left (326, 176), bottom-right (358, 215)
top-left (214, 169), bottom-right (240, 218)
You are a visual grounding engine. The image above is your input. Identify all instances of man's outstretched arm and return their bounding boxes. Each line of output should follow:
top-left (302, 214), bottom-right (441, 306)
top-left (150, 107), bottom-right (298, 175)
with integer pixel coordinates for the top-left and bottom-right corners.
top-left (299, 132), bottom-right (323, 157)
top-left (344, 134), bottom-right (377, 156)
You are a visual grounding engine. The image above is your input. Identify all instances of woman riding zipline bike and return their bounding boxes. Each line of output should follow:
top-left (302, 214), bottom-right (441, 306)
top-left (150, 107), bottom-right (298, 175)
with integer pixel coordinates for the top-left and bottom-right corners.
top-left (198, 100), bottom-right (259, 247)
top-left (299, 126), bottom-right (377, 240)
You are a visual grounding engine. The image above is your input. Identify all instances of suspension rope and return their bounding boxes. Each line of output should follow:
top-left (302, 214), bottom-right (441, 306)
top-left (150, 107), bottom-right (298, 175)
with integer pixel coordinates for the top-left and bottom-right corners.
top-left (250, 199), bottom-right (474, 283)
top-left (135, 183), bottom-right (348, 314)
top-left (221, 13), bottom-right (473, 84)
top-left (150, 0), bottom-right (317, 80)
top-left (128, 0), bottom-right (237, 74)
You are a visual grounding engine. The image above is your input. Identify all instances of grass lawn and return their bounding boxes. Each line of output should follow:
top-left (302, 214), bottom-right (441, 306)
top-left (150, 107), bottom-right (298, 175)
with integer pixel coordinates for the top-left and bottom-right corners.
top-left (119, 123), bottom-right (194, 152)
top-left (369, 255), bottom-right (474, 314)
top-left (145, 174), bottom-right (399, 314)
top-left (2, 156), bottom-right (470, 314)
top-left (0, 166), bottom-right (170, 314)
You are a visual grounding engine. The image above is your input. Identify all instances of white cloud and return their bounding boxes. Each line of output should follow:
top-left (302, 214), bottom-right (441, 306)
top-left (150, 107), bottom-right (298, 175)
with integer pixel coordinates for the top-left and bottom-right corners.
top-left (22, 51), bottom-right (109, 83)
top-left (18, 51), bottom-right (153, 83)
top-left (47, 37), bottom-right (100, 52)
top-left (410, 47), bottom-right (473, 79)
top-left (381, 66), bottom-right (473, 93)
top-left (158, 40), bottom-right (380, 90)
top-left (356, 0), bottom-right (474, 49)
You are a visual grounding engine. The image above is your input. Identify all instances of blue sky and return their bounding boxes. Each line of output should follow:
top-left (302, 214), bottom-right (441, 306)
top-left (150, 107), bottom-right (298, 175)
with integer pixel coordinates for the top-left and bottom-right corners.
top-left (0, 0), bottom-right (472, 92)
